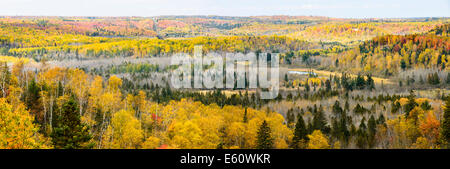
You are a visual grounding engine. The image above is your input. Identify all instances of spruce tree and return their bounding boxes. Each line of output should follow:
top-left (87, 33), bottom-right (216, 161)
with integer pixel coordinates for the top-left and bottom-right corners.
top-left (256, 120), bottom-right (273, 149)
top-left (292, 115), bottom-right (307, 148)
top-left (338, 111), bottom-right (350, 144)
top-left (356, 117), bottom-right (368, 149)
top-left (355, 73), bottom-right (365, 90)
top-left (377, 114), bottom-right (386, 126)
top-left (443, 96), bottom-right (450, 148)
top-left (332, 101), bottom-right (343, 115)
top-left (312, 106), bottom-right (328, 133)
top-left (51, 98), bottom-right (93, 149)
top-left (367, 115), bottom-right (377, 148)
top-left (404, 90), bottom-right (418, 118)
top-left (366, 74), bottom-right (375, 90)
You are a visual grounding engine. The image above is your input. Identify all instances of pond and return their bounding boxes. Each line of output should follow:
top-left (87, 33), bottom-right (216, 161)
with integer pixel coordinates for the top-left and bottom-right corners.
top-left (288, 70), bottom-right (317, 76)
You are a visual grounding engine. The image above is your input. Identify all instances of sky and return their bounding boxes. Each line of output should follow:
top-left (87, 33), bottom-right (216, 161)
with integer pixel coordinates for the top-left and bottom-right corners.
top-left (0, 0), bottom-right (448, 18)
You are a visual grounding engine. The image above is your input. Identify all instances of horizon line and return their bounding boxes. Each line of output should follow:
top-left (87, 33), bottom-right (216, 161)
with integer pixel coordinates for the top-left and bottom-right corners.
top-left (1, 15), bottom-right (449, 20)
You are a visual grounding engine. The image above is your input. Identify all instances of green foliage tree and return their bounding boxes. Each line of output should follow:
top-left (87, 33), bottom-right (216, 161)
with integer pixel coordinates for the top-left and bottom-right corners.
top-left (51, 98), bottom-right (93, 149)
top-left (312, 106), bottom-right (328, 133)
top-left (292, 115), bottom-right (307, 148)
top-left (443, 96), bottom-right (450, 148)
top-left (256, 120), bottom-right (273, 149)
top-left (367, 115), bottom-right (377, 148)
top-left (404, 91), bottom-right (418, 118)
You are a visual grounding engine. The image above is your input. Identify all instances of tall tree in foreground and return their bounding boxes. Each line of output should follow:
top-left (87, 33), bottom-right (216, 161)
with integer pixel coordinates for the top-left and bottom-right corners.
top-left (292, 115), bottom-right (308, 148)
top-left (51, 98), bottom-right (93, 149)
top-left (102, 109), bottom-right (144, 149)
top-left (257, 120), bottom-right (273, 149)
top-left (443, 96), bottom-right (450, 148)
top-left (0, 98), bottom-right (49, 149)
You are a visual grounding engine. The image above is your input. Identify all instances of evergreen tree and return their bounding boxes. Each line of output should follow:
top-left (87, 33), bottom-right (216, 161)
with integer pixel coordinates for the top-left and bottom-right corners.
top-left (406, 76), bottom-right (411, 86)
top-left (344, 100), bottom-right (350, 111)
top-left (25, 79), bottom-right (41, 122)
top-left (306, 118), bottom-right (313, 134)
top-left (243, 107), bottom-right (248, 123)
top-left (366, 74), bottom-right (375, 90)
top-left (404, 90), bottom-right (418, 118)
top-left (292, 115), bottom-right (308, 148)
top-left (443, 96), bottom-right (450, 148)
top-left (446, 72), bottom-right (450, 84)
top-left (332, 101), bottom-right (343, 115)
top-left (51, 98), bottom-right (93, 149)
top-left (356, 117), bottom-right (368, 149)
top-left (400, 59), bottom-right (407, 71)
top-left (304, 81), bottom-right (310, 92)
top-left (256, 120), bottom-right (273, 149)
top-left (286, 109), bottom-right (295, 127)
top-left (433, 72), bottom-right (440, 85)
top-left (312, 106), bottom-right (328, 133)
top-left (325, 79), bottom-right (332, 92)
top-left (355, 73), bottom-right (366, 90)
top-left (377, 114), bottom-right (386, 126)
top-left (367, 115), bottom-right (377, 148)
top-left (217, 126), bottom-right (228, 149)
top-left (419, 75), bottom-right (424, 84)
top-left (420, 100), bottom-right (432, 111)
top-left (338, 112), bottom-right (350, 144)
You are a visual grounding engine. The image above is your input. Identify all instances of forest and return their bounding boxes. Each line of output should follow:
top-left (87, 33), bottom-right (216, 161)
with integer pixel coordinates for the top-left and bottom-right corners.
top-left (0, 16), bottom-right (449, 149)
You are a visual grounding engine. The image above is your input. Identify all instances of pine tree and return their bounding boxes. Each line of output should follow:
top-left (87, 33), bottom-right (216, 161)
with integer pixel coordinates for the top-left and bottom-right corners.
top-left (292, 115), bottom-right (307, 148)
top-left (51, 98), bottom-right (93, 149)
top-left (256, 120), bottom-right (273, 149)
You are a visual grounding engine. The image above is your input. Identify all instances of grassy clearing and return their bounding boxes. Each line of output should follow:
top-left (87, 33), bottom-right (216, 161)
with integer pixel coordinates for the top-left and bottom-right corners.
top-left (288, 68), bottom-right (394, 85)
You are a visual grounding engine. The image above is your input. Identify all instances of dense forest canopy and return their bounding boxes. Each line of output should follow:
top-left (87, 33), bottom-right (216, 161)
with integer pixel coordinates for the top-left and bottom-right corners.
top-left (0, 16), bottom-right (449, 149)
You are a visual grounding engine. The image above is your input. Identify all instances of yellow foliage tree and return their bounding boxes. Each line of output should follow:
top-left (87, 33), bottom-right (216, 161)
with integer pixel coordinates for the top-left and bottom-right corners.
top-left (0, 98), bottom-right (50, 149)
top-left (307, 130), bottom-right (330, 149)
top-left (102, 109), bottom-right (144, 149)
